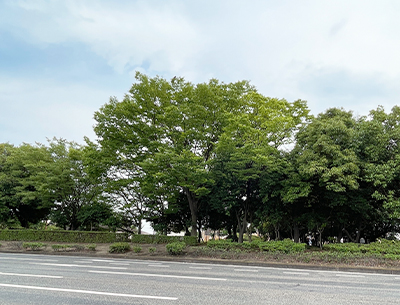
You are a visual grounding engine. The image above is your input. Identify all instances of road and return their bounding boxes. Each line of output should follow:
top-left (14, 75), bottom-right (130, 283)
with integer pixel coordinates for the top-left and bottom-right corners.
top-left (0, 253), bottom-right (399, 304)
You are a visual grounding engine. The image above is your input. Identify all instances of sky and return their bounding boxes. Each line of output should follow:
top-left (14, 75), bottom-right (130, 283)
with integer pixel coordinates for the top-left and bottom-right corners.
top-left (1, 0), bottom-right (400, 146)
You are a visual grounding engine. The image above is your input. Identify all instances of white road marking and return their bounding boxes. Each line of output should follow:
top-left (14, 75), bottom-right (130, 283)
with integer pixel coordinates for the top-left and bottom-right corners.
top-left (0, 283), bottom-right (177, 300)
top-left (148, 264), bottom-right (170, 268)
top-left (283, 272), bottom-right (310, 276)
top-left (189, 267), bottom-right (212, 270)
top-left (89, 270), bottom-right (227, 281)
top-left (0, 272), bottom-right (63, 279)
top-left (30, 263), bottom-right (127, 270)
top-left (0, 257), bottom-right (58, 262)
top-left (336, 274), bottom-right (365, 278)
top-left (234, 269), bottom-right (259, 273)
top-left (91, 259), bottom-right (122, 263)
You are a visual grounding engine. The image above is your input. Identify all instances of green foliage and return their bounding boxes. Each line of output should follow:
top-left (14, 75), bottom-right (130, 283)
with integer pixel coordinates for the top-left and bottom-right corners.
top-left (51, 244), bottom-right (86, 252)
top-left (257, 239), bottom-right (306, 253)
top-left (324, 240), bottom-right (400, 255)
top-left (133, 246), bottom-right (142, 253)
top-left (22, 242), bottom-right (45, 251)
top-left (109, 242), bottom-right (131, 253)
top-left (149, 247), bottom-right (156, 253)
top-left (166, 241), bottom-right (186, 255)
top-left (206, 239), bottom-right (305, 253)
top-left (130, 234), bottom-right (197, 245)
top-left (86, 244), bottom-right (97, 251)
top-left (0, 229), bottom-right (129, 243)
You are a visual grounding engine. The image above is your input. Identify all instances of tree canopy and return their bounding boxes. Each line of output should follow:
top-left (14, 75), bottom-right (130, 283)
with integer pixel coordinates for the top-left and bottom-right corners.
top-left (1, 73), bottom-right (399, 245)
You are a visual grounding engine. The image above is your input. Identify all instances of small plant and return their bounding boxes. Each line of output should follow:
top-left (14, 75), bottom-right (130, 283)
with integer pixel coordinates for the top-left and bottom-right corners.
top-left (87, 244), bottom-right (97, 251)
top-left (133, 246), bottom-right (142, 253)
top-left (149, 247), bottom-right (156, 254)
top-left (109, 242), bottom-right (131, 253)
top-left (166, 242), bottom-right (186, 255)
top-left (23, 242), bottom-right (45, 251)
top-left (51, 244), bottom-right (68, 251)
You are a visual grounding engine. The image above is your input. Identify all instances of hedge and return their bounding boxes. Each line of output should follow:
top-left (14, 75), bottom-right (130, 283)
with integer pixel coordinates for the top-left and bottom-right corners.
top-left (0, 230), bottom-right (129, 243)
top-left (206, 239), bottom-right (306, 253)
top-left (130, 235), bottom-right (197, 246)
top-left (324, 239), bottom-right (400, 255)
top-left (0, 230), bottom-right (198, 245)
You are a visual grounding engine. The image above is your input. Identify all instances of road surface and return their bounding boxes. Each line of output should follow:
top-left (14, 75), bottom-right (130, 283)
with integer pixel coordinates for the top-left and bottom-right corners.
top-left (0, 253), bottom-right (399, 304)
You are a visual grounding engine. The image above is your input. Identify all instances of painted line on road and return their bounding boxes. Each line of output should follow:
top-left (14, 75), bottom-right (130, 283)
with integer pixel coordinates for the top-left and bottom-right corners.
top-left (89, 270), bottom-right (227, 281)
top-left (336, 274), bottom-right (365, 278)
top-left (0, 272), bottom-right (63, 279)
top-left (234, 269), bottom-right (259, 273)
top-left (0, 283), bottom-right (177, 300)
top-left (91, 259), bottom-right (124, 263)
top-left (0, 257), bottom-right (58, 262)
top-left (30, 263), bottom-right (127, 270)
top-left (283, 272), bottom-right (310, 276)
top-left (189, 267), bottom-right (212, 270)
top-left (148, 264), bottom-right (170, 268)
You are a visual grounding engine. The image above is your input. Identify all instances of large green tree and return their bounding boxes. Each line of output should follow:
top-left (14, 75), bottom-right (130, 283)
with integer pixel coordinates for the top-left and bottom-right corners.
top-left (92, 72), bottom-right (254, 237)
top-left (0, 143), bottom-right (54, 227)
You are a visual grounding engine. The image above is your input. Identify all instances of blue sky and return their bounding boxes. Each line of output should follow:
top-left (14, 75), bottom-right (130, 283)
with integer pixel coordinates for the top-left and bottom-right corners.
top-left (1, 0), bottom-right (400, 145)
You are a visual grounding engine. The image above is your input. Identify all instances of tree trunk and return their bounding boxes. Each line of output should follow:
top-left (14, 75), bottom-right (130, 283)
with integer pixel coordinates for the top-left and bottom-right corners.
top-left (293, 224), bottom-right (300, 243)
top-left (137, 218), bottom-right (142, 235)
top-left (237, 211), bottom-right (247, 244)
top-left (184, 187), bottom-right (198, 238)
top-left (274, 224), bottom-right (280, 240)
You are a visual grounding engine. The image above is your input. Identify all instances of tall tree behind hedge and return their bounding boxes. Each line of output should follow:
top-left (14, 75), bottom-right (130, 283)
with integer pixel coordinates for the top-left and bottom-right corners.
top-left (92, 72), bottom-right (255, 237)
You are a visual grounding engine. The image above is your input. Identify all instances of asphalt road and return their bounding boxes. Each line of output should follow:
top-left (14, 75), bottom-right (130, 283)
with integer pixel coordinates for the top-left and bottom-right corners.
top-left (0, 253), bottom-right (399, 304)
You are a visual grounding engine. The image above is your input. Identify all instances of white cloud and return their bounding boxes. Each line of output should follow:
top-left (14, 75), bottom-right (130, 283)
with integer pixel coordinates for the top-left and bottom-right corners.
top-left (2, 0), bottom-right (400, 144)
top-left (0, 76), bottom-right (111, 145)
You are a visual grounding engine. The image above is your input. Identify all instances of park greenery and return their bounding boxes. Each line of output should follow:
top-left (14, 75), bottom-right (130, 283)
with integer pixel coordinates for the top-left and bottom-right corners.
top-left (1, 72), bottom-right (400, 247)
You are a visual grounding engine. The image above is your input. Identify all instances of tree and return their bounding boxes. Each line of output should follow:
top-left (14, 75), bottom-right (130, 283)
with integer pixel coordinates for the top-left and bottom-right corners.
top-left (209, 93), bottom-right (310, 242)
top-left (45, 139), bottom-right (103, 230)
top-left (92, 72), bottom-right (254, 237)
top-left (0, 143), bottom-right (54, 227)
top-left (287, 108), bottom-right (366, 242)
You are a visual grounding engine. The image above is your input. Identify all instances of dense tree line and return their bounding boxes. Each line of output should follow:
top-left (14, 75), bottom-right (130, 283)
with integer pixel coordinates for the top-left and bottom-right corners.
top-left (1, 73), bottom-right (400, 243)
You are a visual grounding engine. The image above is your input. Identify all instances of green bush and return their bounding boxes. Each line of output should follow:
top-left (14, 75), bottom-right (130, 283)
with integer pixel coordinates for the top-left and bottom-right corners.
top-left (131, 235), bottom-right (197, 245)
top-left (22, 242), bottom-right (45, 251)
top-left (149, 247), bottom-right (156, 253)
top-left (166, 242), bottom-right (186, 255)
top-left (87, 244), bottom-right (97, 251)
top-left (51, 244), bottom-right (86, 252)
top-left (133, 246), bottom-right (142, 253)
top-left (206, 239), bottom-right (305, 254)
top-left (258, 239), bottom-right (306, 253)
top-left (109, 242), bottom-right (131, 253)
top-left (323, 240), bottom-right (400, 256)
top-left (51, 244), bottom-right (68, 251)
top-left (0, 229), bottom-right (129, 243)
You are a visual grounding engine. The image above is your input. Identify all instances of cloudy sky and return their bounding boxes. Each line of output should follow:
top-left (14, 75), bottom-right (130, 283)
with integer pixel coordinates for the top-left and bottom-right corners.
top-left (1, 0), bottom-right (400, 146)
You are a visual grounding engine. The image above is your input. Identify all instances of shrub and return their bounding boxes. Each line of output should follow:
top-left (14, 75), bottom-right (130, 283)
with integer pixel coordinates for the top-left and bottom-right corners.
top-left (22, 242), bottom-right (45, 251)
top-left (258, 239), bottom-right (305, 253)
top-left (109, 242), bottom-right (131, 253)
top-left (131, 235), bottom-right (197, 245)
top-left (166, 242), bottom-right (186, 255)
top-left (149, 247), bottom-right (156, 254)
top-left (51, 244), bottom-right (68, 251)
top-left (87, 244), bottom-right (97, 251)
top-left (0, 229), bottom-right (129, 243)
top-left (133, 246), bottom-right (142, 253)
top-left (51, 244), bottom-right (85, 252)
